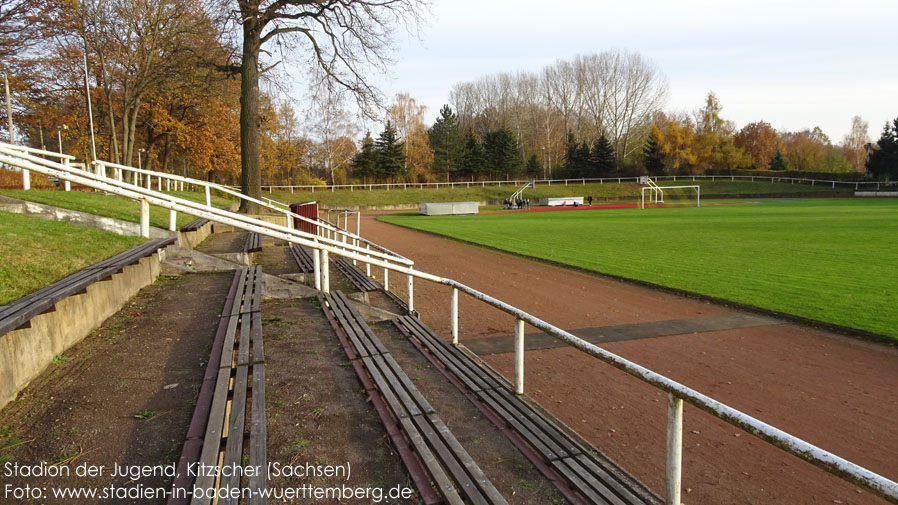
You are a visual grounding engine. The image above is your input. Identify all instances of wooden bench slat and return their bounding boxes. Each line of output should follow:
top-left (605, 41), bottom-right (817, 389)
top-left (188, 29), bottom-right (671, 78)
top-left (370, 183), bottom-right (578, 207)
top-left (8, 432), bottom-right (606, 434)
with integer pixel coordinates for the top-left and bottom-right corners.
top-left (0, 239), bottom-right (174, 336)
top-left (334, 258), bottom-right (380, 292)
top-left (478, 388), bottom-right (568, 461)
top-left (179, 218), bottom-right (209, 232)
top-left (190, 366), bottom-right (231, 505)
top-left (247, 363), bottom-right (267, 505)
top-left (289, 244), bottom-right (314, 274)
top-left (395, 314), bottom-right (661, 505)
top-left (322, 291), bottom-right (508, 505)
top-left (396, 317), bottom-right (499, 393)
top-left (398, 416), bottom-right (465, 505)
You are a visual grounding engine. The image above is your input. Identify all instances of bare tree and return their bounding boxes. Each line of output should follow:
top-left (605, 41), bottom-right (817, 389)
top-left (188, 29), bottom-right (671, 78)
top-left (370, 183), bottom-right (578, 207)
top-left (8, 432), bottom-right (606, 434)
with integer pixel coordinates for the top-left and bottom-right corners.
top-left (842, 115), bottom-right (869, 173)
top-left (218, 0), bottom-right (427, 212)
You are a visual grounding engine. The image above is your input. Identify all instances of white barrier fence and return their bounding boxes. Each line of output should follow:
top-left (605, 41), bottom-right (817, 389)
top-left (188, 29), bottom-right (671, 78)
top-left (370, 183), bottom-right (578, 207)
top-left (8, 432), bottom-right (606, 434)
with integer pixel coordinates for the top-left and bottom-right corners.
top-left (1, 143), bottom-right (897, 505)
top-left (260, 174), bottom-right (895, 193)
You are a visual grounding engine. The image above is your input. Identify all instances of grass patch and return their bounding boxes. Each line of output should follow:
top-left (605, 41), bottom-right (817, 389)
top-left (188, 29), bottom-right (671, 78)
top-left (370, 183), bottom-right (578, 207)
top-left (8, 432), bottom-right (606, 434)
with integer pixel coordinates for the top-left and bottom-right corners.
top-left (132, 409), bottom-right (157, 420)
top-left (51, 355), bottom-right (71, 365)
top-left (269, 180), bottom-right (847, 207)
top-left (381, 198), bottom-right (898, 339)
top-left (0, 211), bottom-right (145, 304)
top-left (0, 189), bottom-right (234, 229)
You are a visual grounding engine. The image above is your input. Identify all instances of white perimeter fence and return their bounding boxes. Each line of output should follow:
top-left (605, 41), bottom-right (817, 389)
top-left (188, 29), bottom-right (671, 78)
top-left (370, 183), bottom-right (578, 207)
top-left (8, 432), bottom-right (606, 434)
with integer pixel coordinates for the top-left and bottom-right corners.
top-left (1, 142), bottom-right (897, 505)
top-left (257, 174), bottom-right (895, 193)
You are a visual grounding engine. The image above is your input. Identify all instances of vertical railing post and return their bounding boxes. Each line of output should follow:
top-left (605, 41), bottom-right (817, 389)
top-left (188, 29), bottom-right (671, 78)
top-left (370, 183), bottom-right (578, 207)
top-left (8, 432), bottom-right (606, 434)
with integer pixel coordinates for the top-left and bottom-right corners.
top-left (321, 249), bottom-right (329, 293)
top-left (383, 267), bottom-right (389, 292)
top-left (450, 287), bottom-right (458, 346)
top-left (168, 209), bottom-right (177, 231)
top-left (139, 199), bottom-right (150, 238)
top-left (63, 159), bottom-right (71, 191)
top-left (204, 185), bottom-right (211, 207)
top-left (666, 394), bottom-right (684, 505)
top-left (407, 274), bottom-right (414, 313)
top-left (313, 248), bottom-right (321, 291)
top-left (365, 245), bottom-right (371, 278)
top-left (514, 318), bottom-right (525, 395)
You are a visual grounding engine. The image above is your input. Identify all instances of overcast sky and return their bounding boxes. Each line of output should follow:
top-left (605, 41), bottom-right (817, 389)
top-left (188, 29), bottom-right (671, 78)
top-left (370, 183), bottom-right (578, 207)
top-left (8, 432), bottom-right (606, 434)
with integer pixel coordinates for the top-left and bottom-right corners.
top-left (364, 0), bottom-right (898, 142)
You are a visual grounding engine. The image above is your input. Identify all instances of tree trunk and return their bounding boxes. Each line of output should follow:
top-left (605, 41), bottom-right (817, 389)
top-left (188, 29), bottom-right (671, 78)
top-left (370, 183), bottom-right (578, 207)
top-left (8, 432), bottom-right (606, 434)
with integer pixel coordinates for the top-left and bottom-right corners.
top-left (238, 7), bottom-right (262, 214)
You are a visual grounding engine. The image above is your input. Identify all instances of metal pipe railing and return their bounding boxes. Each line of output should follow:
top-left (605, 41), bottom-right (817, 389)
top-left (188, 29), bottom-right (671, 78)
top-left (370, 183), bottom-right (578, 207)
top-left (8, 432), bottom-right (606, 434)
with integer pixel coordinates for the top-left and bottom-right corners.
top-left (92, 160), bottom-right (403, 259)
top-left (3, 145), bottom-right (896, 505)
top-left (2, 149), bottom-right (413, 272)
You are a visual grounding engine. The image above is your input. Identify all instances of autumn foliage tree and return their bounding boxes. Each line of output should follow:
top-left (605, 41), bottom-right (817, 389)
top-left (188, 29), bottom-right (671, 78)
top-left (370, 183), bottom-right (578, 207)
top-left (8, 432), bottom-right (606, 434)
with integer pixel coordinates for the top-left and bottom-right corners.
top-left (735, 121), bottom-right (781, 170)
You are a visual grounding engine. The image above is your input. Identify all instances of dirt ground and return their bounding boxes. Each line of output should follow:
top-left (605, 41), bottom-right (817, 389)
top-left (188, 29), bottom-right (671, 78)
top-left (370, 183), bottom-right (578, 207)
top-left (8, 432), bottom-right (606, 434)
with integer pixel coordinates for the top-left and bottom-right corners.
top-left (361, 211), bottom-right (898, 505)
top-left (0, 272), bottom-right (231, 504)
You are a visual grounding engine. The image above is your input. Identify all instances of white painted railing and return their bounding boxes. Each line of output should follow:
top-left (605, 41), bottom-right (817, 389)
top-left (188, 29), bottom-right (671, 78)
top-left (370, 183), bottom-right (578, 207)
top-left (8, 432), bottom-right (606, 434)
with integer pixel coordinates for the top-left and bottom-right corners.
top-left (91, 159), bottom-right (410, 264)
top-left (262, 174), bottom-right (893, 193)
top-left (2, 143), bottom-right (896, 505)
top-left (1, 144), bottom-right (76, 191)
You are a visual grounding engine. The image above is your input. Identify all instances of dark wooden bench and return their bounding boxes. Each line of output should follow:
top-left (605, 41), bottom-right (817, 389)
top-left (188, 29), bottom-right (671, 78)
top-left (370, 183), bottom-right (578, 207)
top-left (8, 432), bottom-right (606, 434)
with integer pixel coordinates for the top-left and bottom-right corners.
top-left (168, 266), bottom-right (266, 505)
top-left (288, 244), bottom-right (314, 273)
top-left (334, 257), bottom-right (380, 292)
top-left (394, 315), bottom-right (661, 505)
top-left (179, 217), bottom-right (209, 232)
top-left (244, 232), bottom-right (262, 253)
top-left (0, 238), bottom-right (176, 337)
top-left (320, 291), bottom-right (507, 505)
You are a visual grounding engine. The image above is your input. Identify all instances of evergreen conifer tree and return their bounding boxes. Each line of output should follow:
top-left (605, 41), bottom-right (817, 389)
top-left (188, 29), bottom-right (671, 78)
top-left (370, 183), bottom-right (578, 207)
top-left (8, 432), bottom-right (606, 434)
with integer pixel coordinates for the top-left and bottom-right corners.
top-left (867, 117), bottom-right (898, 180)
top-left (460, 131), bottom-right (486, 178)
top-left (429, 105), bottom-right (464, 181)
top-left (375, 121), bottom-right (406, 181)
top-left (642, 135), bottom-right (665, 175)
top-left (351, 131), bottom-right (379, 181)
top-left (769, 150), bottom-right (789, 171)
top-left (525, 155), bottom-right (542, 178)
top-left (483, 128), bottom-right (523, 179)
top-left (590, 134), bottom-right (616, 177)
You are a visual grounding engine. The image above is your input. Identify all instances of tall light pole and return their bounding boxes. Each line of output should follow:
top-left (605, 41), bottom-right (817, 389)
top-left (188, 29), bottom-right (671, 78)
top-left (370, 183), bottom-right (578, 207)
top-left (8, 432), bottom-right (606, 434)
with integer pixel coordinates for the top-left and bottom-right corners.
top-left (57, 124), bottom-right (68, 154)
top-left (138, 148), bottom-right (145, 170)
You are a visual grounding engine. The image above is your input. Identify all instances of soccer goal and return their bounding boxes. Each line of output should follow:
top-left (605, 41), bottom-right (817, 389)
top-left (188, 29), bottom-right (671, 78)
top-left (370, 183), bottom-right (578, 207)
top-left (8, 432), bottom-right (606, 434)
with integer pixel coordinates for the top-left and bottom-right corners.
top-left (640, 177), bottom-right (701, 209)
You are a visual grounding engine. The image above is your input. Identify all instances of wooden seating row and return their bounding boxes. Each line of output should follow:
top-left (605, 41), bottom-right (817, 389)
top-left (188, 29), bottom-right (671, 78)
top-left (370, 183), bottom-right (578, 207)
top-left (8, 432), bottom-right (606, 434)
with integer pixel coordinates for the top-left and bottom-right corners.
top-left (0, 238), bottom-right (175, 337)
top-left (168, 266), bottom-right (267, 505)
top-left (394, 315), bottom-right (661, 505)
top-left (320, 291), bottom-right (508, 505)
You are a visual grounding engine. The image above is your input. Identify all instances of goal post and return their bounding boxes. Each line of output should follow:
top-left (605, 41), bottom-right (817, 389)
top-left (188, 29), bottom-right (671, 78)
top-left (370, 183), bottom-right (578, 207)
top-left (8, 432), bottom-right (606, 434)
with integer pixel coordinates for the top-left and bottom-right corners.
top-left (640, 184), bottom-right (701, 209)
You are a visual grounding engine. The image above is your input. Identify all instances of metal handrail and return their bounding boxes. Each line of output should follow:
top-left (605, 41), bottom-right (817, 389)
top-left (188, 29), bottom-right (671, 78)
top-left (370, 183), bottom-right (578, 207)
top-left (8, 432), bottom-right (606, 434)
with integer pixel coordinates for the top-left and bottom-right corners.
top-left (2, 148), bottom-right (412, 269)
top-left (90, 159), bottom-right (412, 266)
top-left (3, 145), bottom-right (896, 504)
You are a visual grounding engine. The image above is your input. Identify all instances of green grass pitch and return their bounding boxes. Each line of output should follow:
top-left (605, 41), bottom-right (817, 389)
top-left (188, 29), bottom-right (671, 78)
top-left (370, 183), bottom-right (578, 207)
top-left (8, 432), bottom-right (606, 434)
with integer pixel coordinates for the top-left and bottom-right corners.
top-left (380, 198), bottom-right (898, 339)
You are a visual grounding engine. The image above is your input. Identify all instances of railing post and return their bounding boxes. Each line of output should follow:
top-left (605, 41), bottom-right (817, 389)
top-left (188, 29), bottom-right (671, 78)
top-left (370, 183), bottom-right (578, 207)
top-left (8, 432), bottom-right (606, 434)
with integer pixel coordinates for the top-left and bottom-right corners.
top-left (313, 248), bottom-right (321, 291)
top-left (407, 274), bottom-right (414, 313)
top-left (365, 245), bottom-right (371, 277)
top-left (204, 185), bottom-right (211, 207)
top-left (514, 318), bottom-right (525, 395)
top-left (139, 199), bottom-right (150, 238)
top-left (63, 159), bottom-right (71, 191)
top-left (321, 249), bottom-right (329, 293)
top-left (451, 287), bottom-right (458, 345)
top-left (383, 267), bottom-right (389, 292)
top-left (666, 394), bottom-right (684, 505)
top-left (168, 209), bottom-right (177, 231)
top-left (22, 166), bottom-right (30, 190)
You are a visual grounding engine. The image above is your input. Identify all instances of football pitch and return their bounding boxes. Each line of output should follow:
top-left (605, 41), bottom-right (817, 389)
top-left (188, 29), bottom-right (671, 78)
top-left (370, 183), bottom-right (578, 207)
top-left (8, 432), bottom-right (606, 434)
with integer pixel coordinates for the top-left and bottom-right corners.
top-left (380, 198), bottom-right (898, 339)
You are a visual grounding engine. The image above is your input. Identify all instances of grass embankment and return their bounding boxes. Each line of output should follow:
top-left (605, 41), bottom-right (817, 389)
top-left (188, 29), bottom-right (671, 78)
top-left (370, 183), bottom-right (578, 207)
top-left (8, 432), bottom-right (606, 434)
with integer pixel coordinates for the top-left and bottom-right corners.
top-left (271, 179), bottom-right (848, 207)
top-left (0, 211), bottom-right (145, 304)
top-left (0, 189), bottom-right (235, 229)
top-left (380, 198), bottom-right (898, 339)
